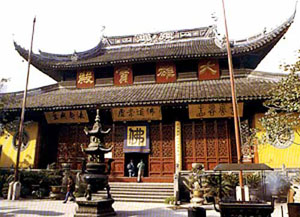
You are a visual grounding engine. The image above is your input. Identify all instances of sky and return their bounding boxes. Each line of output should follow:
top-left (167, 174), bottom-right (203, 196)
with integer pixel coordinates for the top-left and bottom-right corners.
top-left (0, 0), bottom-right (299, 93)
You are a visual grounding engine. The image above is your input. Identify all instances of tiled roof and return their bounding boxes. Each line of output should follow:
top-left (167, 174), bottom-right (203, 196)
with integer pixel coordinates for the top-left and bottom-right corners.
top-left (13, 11), bottom-right (295, 81)
top-left (4, 75), bottom-right (277, 111)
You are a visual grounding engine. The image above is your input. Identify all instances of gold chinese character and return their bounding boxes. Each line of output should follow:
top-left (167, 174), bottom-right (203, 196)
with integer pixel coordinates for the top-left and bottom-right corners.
top-left (157, 65), bottom-right (175, 79)
top-left (116, 67), bottom-right (130, 84)
top-left (129, 128), bottom-right (145, 146)
top-left (78, 71), bottom-right (93, 84)
top-left (199, 61), bottom-right (217, 75)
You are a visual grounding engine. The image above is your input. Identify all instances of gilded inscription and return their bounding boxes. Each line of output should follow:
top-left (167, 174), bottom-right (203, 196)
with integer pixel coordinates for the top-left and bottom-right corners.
top-left (116, 67), bottom-right (130, 84)
top-left (199, 61), bottom-right (217, 75)
top-left (78, 71), bottom-right (94, 84)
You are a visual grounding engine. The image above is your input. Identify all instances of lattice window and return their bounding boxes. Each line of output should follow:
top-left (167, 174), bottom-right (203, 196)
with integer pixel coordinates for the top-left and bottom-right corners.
top-left (69, 125), bottom-right (79, 144)
top-left (217, 120), bottom-right (228, 157)
top-left (113, 125), bottom-right (125, 158)
top-left (58, 126), bottom-right (69, 143)
top-left (195, 122), bottom-right (205, 157)
top-left (162, 125), bottom-right (174, 157)
top-left (182, 123), bottom-right (193, 157)
top-left (57, 142), bottom-right (68, 162)
top-left (150, 124), bottom-right (161, 157)
top-left (206, 121), bottom-right (216, 157)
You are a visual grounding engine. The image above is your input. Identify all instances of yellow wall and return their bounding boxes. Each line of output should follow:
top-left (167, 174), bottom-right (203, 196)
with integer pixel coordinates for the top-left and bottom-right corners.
top-left (254, 114), bottom-right (300, 168)
top-left (0, 122), bottom-right (38, 168)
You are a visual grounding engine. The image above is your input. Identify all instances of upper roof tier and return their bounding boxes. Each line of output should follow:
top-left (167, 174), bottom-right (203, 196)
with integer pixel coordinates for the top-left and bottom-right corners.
top-left (14, 11), bottom-right (295, 81)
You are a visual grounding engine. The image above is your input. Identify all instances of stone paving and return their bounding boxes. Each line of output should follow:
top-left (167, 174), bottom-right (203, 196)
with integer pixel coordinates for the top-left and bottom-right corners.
top-left (0, 198), bottom-right (289, 217)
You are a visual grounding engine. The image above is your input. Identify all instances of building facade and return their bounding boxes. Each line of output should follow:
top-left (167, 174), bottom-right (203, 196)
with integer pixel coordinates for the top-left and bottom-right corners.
top-left (0, 13), bottom-right (295, 182)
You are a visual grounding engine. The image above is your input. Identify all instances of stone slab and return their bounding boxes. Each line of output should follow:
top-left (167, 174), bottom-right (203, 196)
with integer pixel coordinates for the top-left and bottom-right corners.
top-left (74, 197), bottom-right (116, 217)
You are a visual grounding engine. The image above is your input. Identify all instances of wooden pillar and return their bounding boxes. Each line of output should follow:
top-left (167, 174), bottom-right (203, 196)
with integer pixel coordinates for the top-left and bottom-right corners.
top-left (175, 121), bottom-right (182, 172)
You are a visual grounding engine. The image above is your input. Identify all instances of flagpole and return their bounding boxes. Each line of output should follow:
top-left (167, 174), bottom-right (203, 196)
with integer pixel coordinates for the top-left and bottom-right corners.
top-left (221, 0), bottom-right (244, 200)
top-left (14, 17), bottom-right (36, 182)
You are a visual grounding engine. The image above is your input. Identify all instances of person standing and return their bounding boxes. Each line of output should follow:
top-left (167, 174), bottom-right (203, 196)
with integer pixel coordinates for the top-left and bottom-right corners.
top-left (137, 159), bottom-right (145, 183)
top-left (63, 176), bottom-right (75, 203)
top-left (127, 159), bottom-right (135, 177)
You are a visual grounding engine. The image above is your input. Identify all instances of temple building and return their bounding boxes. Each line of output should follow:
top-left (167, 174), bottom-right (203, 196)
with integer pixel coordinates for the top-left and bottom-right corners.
top-left (0, 11), bottom-right (296, 182)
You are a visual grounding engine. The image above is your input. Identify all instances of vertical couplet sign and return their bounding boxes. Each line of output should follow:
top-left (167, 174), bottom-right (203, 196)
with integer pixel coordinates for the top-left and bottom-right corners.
top-left (175, 121), bottom-right (182, 172)
top-left (124, 125), bottom-right (150, 153)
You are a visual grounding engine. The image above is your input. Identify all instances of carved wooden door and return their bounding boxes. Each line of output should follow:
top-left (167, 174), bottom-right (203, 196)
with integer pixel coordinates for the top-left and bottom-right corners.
top-left (57, 125), bottom-right (89, 169)
top-left (149, 123), bottom-right (175, 177)
top-left (182, 119), bottom-right (233, 170)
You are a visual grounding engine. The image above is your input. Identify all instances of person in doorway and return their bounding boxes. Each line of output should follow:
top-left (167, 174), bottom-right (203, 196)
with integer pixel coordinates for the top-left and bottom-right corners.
top-left (63, 176), bottom-right (75, 203)
top-left (127, 159), bottom-right (135, 177)
top-left (137, 159), bottom-right (145, 183)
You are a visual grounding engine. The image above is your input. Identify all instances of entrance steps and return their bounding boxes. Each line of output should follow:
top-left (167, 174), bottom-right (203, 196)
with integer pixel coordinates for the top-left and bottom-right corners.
top-left (96, 182), bottom-right (174, 203)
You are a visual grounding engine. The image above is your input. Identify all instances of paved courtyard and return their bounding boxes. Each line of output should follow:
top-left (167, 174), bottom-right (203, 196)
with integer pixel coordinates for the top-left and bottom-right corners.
top-left (0, 199), bottom-right (289, 217)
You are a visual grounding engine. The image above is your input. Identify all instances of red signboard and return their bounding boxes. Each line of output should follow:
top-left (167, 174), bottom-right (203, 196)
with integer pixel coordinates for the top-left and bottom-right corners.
top-left (156, 62), bottom-right (176, 83)
top-left (198, 59), bottom-right (220, 80)
top-left (76, 70), bottom-right (95, 88)
top-left (114, 65), bottom-right (133, 86)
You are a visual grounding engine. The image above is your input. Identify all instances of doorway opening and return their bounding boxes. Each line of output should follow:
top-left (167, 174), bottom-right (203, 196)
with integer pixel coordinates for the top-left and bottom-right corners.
top-left (124, 153), bottom-right (148, 177)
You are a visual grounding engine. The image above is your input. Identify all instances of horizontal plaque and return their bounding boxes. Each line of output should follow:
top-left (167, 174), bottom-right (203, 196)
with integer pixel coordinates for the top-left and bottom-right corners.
top-left (44, 110), bottom-right (89, 124)
top-left (112, 106), bottom-right (162, 121)
top-left (189, 103), bottom-right (243, 119)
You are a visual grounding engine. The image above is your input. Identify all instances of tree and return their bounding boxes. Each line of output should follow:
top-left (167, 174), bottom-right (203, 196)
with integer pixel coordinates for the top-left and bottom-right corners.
top-left (0, 78), bottom-right (18, 136)
top-left (248, 50), bottom-right (300, 147)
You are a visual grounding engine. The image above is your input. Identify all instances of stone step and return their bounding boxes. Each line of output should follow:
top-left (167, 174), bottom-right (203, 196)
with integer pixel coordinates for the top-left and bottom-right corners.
top-left (108, 188), bottom-right (173, 193)
top-left (109, 183), bottom-right (173, 189)
top-left (97, 192), bottom-right (172, 199)
top-left (93, 195), bottom-right (167, 203)
top-left (110, 186), bottom-right (173, 190)
top-left (97, 190), bottom-right (173, 197)
top-left (109, 182), bottom-right (173, 185)
top-left (94, 182), bottom-right (174, 203)
top-left (113, 197), bottom-right (166, 203)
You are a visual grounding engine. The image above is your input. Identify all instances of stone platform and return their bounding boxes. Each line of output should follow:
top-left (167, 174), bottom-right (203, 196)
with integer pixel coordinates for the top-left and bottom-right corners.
top-left (74, 197), bottom-right (116, 217)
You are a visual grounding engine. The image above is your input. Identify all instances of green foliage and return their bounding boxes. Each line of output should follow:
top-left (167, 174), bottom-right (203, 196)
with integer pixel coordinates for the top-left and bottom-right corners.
top-left (0, 170), bottom-right (13, 198)
top-left (0, 169), bottom-right (62, 198)
top-left (183, 163), bottom-right (205, 192)
top-left (203, 173), bottom-right (237, 199)
top-left (0, 78), bottom-right (18, 136)
top-left (264, 72), bottom-right (300, 112)
top-left (247, 50), bottom-right (300, 147)
top-left (245, 173), bottom-right (262, 189)
top-left (164, 196), bottom-right (175, 204)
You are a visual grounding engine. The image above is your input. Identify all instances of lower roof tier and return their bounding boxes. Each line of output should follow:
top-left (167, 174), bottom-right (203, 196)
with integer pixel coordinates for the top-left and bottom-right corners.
top-left (3, 73), bottom-right (278, 111)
